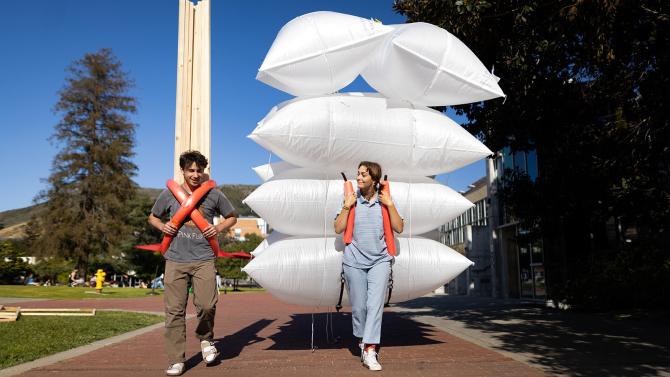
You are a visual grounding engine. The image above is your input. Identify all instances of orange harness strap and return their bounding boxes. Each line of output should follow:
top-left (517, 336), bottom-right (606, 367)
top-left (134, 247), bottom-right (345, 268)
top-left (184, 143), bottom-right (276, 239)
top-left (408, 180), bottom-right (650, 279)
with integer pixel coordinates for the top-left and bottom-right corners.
top-left (341, 173), bottom-right (396, 256)
top-left (342, 174), bottom-right (356, 244)
top-left (380, 180), bottom-right (396, 256)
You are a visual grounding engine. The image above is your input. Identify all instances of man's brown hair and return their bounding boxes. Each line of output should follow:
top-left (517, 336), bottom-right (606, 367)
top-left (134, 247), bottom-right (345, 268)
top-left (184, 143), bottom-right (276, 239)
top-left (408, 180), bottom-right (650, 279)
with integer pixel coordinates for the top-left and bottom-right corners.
top-left (179, 150), bottom-right (208, 170)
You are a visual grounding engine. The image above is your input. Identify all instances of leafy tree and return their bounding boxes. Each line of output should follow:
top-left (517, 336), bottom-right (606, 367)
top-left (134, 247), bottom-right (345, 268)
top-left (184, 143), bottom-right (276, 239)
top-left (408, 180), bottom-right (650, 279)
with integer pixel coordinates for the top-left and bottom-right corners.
top-left (394, 1), bottom-right (669, 309)
top-left (34, 49), bottom-right (138, 277)
top-left (0, 241), bottom-right (32, 284)
top-left (121, 193), bottom-right (164, 282)
top-left (31, 258), bottom-right (74, 285)
top-left (216, 233), bottom-right (260, 290)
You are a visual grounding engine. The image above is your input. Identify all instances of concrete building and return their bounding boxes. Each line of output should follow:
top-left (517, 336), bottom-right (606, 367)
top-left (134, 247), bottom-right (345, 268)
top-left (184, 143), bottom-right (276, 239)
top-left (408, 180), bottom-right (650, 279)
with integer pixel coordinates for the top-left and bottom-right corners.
top-left (441, 177), bottom-right (492, 296)
top-left (489, 147), bottom-right (545, 299)
top-left (226, 217), bottom-right (267, 241)
top-left (441, 147), bottom-right (545, 300)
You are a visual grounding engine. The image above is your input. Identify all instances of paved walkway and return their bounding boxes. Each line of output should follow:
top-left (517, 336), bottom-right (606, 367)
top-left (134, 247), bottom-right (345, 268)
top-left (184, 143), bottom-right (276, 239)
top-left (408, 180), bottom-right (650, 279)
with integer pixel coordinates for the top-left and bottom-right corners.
top-left (2, 293), bottom-right (544, 377)
top-left (392, 295), bottom-right (670, 377)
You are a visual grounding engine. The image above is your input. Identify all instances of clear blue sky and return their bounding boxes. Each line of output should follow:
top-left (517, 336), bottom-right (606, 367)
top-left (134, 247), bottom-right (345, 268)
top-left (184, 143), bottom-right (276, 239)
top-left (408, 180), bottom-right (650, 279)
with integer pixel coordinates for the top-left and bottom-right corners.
top-left (0, 0), bottom-right (485, 212)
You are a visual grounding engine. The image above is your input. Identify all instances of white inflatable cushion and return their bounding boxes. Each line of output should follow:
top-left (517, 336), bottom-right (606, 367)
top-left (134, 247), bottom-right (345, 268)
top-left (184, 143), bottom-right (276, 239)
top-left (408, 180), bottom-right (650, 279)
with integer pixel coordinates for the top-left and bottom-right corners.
top-left (242, 236), bottom-right (473, 307)
top-left (243, 178), bottom-right (473, 236)
top-left (255, 163), bottom-right (434, 183)
top-left (252, 161), bottom-right (298, 182)
top-left (249, 93), bottom-right (492, 176)
top-left (257, 11), bottom-right (392, 96)
top-left (362, 23), bottom-right (505, 106)
top-left (250, 231), bottom-right (289, 258)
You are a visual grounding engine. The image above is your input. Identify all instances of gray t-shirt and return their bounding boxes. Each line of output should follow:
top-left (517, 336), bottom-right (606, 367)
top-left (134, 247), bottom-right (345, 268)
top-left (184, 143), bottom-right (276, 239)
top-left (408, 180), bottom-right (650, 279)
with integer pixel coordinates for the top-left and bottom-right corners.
top-left (151, 188), bottom-right (235, 262)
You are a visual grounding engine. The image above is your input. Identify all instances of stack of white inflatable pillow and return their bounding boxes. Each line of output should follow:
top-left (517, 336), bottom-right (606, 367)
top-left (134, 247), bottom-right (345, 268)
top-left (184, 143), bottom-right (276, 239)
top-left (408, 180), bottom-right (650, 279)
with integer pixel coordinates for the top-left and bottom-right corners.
top-left (242, 11), bottom-right (505, 307)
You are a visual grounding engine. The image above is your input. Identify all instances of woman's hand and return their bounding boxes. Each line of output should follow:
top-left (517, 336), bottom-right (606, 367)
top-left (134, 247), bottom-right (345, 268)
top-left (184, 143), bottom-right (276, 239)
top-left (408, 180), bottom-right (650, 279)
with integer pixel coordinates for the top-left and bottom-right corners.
top-left (343, 192), bottom-right (357, 208)
top-left (335, 192), bottom-right (357, 234)
top-left (378, 181), bottom-right (394, 208)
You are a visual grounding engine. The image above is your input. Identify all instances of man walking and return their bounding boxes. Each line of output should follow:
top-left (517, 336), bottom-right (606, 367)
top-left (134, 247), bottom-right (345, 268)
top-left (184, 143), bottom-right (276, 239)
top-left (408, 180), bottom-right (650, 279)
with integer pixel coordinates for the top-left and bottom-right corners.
top-left (149, 150), bottom-right (237, 376)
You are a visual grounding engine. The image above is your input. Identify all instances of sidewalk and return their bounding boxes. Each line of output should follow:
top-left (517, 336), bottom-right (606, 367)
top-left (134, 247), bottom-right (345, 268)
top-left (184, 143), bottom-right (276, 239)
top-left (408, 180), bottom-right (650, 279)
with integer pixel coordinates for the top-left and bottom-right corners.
top-left (1, 292), bottom-right (544, 377)
top-left (391, 294), bottom-right (670, 376)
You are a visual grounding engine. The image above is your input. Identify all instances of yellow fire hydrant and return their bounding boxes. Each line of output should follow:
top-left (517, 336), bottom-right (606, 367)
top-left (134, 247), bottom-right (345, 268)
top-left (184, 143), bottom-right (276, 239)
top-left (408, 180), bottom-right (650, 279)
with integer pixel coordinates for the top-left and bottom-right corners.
top-left (95, 269), bottom-right (106, 294)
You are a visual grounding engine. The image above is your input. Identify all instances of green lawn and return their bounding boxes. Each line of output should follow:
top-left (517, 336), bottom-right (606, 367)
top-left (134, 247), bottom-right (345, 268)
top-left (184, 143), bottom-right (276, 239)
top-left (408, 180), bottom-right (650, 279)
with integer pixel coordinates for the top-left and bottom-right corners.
top-left (0, 311), bottom-right (163, 369)
top-left (0, 285), bottom-right (264, 300)
top-left (0, 285), bottom-right (165, 299)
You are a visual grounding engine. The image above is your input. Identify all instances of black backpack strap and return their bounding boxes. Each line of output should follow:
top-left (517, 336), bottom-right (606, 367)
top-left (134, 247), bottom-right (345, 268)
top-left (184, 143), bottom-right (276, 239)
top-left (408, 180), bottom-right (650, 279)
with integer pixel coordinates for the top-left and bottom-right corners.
top-left (384, 265), bottom-right (394, 307)
top-left (336, 270), bottom-right (346, 312)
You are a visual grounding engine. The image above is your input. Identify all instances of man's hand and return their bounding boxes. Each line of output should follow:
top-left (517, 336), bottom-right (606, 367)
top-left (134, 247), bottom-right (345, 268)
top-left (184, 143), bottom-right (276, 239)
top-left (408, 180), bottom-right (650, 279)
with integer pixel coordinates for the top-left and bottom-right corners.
top-left (202, 224), bottom-right (218, 239)
top-left (162, 222), bottom-right (178, 236)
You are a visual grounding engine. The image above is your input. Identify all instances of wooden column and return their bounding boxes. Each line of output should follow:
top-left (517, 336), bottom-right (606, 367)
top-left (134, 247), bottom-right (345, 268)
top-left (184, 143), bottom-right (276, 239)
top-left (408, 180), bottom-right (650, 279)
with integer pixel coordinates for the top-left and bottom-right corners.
top-left (174, 0), bottom-right (211, 181)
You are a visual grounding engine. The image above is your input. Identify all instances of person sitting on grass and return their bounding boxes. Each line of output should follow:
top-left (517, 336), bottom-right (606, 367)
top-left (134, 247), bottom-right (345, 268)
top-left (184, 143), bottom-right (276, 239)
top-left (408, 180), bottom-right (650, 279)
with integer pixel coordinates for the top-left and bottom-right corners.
top-left (69, 269), bottom-right (84, 287)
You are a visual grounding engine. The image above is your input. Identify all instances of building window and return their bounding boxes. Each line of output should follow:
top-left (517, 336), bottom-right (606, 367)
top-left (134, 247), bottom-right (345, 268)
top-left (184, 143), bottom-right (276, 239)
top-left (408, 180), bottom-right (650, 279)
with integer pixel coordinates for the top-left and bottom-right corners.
top-left (514, 150), bottom-right (527, 174)
top-left (527, 149), bottom-right (538, 182)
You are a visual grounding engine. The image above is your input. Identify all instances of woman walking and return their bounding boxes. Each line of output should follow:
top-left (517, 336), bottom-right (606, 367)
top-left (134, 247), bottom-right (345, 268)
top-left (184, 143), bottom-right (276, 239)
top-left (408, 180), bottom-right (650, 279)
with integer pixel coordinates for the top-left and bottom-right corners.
top-left (334, 161), bottom-right (403, 371)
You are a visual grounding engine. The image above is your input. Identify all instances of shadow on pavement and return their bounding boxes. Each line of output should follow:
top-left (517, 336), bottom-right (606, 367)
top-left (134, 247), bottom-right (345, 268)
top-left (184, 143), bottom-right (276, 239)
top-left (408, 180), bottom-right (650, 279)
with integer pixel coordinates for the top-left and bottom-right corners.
top-left (217, 319), bottom-right (275, 360)
top-left (184, 318), bottom-right (275, 368)
top-left (393, 295), bottom-right (670, 377)
top-left (266, 311), bottom-right (442, 354)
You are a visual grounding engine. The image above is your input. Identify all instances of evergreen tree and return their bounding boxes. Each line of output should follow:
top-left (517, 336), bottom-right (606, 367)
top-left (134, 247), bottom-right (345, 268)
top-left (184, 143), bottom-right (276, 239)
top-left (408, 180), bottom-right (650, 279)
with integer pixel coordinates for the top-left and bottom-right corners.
top-left (36, 49), bottom-right (138, 276)
top-left (0, 241), bottom-right (32, 284)
top-left (393, 1), bottom-right (669, 309)
top-left (121, 193), bottom-right (164, 282)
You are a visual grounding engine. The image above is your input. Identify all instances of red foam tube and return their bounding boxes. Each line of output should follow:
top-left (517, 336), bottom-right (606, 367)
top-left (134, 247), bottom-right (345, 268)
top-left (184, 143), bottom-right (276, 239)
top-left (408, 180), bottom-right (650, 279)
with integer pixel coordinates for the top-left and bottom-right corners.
top-left (380, 180), bottom-right (396, 256)
top-left (160, 179), bottom-right (216, 253)
top-left (165, 179), bottom-right (222, 256)
top-left (169, 180), bottom-right (216, 226)
top-left (343, 177), bottom-right (355, 244)
top-left (135, 179), bottom-right (248, 259)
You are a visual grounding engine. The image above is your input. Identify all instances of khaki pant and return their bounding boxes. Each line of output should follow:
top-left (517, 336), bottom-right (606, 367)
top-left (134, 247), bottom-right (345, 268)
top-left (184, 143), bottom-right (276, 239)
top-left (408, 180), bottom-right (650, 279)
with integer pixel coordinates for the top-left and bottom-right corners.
top-left (164, 259), bottom-right (218, 363)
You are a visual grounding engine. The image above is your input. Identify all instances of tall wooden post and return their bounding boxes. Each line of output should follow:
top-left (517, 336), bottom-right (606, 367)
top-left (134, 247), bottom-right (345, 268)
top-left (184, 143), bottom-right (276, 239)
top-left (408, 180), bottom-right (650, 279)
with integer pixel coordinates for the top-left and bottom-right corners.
top-left (174, 0), bottom-right (211, 181)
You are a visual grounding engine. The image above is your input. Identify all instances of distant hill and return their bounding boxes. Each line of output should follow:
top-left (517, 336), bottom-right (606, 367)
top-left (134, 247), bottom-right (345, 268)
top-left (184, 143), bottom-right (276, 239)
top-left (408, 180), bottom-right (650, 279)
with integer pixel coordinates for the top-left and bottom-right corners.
top-left (0, 202), bottom-right (47, 230)
top-left (0, 184), bottom-right (258, 240)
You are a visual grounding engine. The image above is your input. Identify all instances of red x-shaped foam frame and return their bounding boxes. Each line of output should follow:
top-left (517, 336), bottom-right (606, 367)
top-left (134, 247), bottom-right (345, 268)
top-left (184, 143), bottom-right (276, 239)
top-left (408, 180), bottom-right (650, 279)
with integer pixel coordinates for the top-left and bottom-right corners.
top-left (135, 179), bottom-right (250, 259)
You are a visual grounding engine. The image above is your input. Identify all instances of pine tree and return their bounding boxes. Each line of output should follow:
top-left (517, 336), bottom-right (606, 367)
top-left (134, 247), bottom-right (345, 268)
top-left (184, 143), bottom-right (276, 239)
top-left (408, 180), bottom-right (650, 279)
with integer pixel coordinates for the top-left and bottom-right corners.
top-left (36, 49), bottom-right (138, 276)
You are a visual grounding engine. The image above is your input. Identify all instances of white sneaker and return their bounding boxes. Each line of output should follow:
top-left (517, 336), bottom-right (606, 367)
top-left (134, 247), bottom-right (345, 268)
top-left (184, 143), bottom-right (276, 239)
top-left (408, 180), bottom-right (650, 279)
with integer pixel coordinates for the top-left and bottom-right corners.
top-left (200, 340), bottom-right (219, 364)
top-left (359, 341), bottom-right (365, 362)
top-left (362, 349), bottom-right (382, 371)
top-left (165, 362), bottom-right (185, 376)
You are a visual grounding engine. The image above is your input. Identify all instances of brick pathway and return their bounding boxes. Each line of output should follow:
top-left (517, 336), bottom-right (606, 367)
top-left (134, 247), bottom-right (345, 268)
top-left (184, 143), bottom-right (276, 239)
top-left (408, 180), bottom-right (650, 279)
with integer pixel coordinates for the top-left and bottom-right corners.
top-left (5, 293), bottom-right (545, 377)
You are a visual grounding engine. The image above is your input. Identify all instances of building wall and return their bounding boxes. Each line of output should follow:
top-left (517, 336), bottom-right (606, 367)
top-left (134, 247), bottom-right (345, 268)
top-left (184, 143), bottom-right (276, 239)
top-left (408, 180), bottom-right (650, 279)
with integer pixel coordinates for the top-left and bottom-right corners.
top-left (442, 178), bottom-right (490, 296)
top-left (225, 217), bottom-right (267, 240)
top-left (441, 177), bottom-right (488, 247)
top-left (468, 226), bottom-right (493, 296)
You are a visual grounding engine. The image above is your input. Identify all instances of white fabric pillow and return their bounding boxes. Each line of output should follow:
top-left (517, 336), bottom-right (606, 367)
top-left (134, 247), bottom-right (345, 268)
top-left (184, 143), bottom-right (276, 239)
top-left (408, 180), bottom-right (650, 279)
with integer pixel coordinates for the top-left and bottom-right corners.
top-left (249, 93), bottom-right (492, 176)
top-left (243, 236), bottom-right (473, 307)
top-left (243, 178), bottom-right (473, 236)
top-left (257, 11), bottom-right (392, 96)
top-left (362, 23), bottom-right (505, 106)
